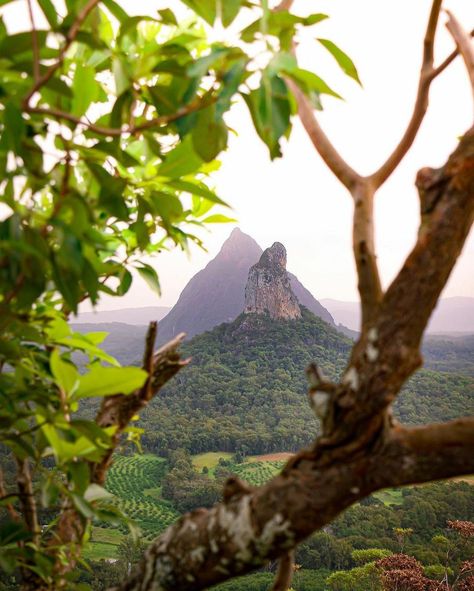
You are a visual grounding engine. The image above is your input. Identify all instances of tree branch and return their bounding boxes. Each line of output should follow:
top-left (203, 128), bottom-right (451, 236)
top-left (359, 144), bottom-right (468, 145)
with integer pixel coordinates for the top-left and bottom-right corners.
top-left (352, 181), bottom-right (382, 330)
top-left (23, 0), bottom-right (101, 107)
top-left (26, 95), bottom-right (217, 137)
top-left (445, 11), bottom-right (474, 114)
top-left (0, 465), bottom-right (20, 522)
top-left (15, 459), bottom-right (39, 546)
top-left (286, 78), bottom-right (362, 191)
top-left (380, 418), bottom-right (474, 487)
top-left (430, 28), bottom-right (474, 79)
top-left (271, 551), bottom-right (295, 591)
top-left (370, 0), bottom-right (443, 188)
top-left (26, 0), bottom-right (40, 83)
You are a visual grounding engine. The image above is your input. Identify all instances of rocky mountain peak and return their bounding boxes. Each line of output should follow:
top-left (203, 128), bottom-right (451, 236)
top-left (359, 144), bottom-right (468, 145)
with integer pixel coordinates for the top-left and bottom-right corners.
top-left (260, 241), bottom-right (287, 268)
top-left (244, 242), bottom-right (301, 320)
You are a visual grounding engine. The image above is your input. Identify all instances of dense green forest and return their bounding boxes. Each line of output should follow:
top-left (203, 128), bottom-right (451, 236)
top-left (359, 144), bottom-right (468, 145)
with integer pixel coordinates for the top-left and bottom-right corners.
top-left (131, 309), bottom-right (474, 455)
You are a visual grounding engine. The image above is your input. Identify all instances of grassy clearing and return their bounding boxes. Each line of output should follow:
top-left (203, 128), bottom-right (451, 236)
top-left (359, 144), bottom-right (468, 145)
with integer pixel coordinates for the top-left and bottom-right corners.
top-left (83, 541), bottom-right (118, 561)
top-left (91, 527), bottom-right (123, 545)
top-left (373, 488), bottom-right (404, 506)
top-left (191, 452), bottom-right (233, 471)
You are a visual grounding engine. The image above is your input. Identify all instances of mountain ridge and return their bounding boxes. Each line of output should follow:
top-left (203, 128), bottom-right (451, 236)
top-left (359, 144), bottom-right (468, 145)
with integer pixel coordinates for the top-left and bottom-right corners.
top-left (156, 228), bottom-right (334, 343)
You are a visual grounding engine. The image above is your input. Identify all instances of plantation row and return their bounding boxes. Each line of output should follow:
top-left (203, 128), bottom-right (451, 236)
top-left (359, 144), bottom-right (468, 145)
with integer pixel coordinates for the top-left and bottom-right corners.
top-left (105, 454), bottom-right (178, 537)
top-left (229, 460), bottom-right (285, 487)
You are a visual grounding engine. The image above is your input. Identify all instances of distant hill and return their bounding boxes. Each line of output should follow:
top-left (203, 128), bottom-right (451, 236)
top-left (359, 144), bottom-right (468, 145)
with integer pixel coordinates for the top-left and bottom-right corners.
top-left (74, 306), bottom-right (170, 325)
top-left (156, 228), bottom-right (334, 343)
top-left (134, 308), bottom-right (473, 455)
top-left (321, 296), bottom-right (474, 334)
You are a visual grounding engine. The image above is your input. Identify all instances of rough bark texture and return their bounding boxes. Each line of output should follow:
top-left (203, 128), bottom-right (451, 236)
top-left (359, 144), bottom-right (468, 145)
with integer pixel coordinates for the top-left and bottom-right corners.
top-left (110, 129), bottom-right (474, 591)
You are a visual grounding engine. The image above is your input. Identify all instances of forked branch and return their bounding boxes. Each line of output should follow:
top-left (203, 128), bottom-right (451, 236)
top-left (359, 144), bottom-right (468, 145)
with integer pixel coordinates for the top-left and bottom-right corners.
top-left (446, 11), bottom-right (474, 114)
top-left (369, 0), bottom-right (443, 188)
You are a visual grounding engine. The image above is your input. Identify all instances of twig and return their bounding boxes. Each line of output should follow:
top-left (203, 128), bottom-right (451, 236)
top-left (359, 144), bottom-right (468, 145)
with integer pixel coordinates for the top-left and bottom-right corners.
top-left (430, 28), bottom-right (474, 79)
top-left (16, 459), bottom-right (40, 546)
top-left (445, 11), bottom-right (474, 113)
top-left (23, 0), bottom-right (101, 107)
top-left (26, 94), bottom-right (217, 137)
top-left (370, 0), bottom-right (443, 188)
top-left (142, 321), bottom-right (158, 401)
top-left (271, 551), bottom-right (295, 591)
top-left (0, 466), bottom-right (20, 522)
top-left (27, 0), bottom-right (40, 83)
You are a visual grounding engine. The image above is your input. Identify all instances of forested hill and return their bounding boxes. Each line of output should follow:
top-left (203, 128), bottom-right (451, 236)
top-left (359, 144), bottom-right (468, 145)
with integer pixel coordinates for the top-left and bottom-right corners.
top-left (139, 308), bottom-right (474, 456)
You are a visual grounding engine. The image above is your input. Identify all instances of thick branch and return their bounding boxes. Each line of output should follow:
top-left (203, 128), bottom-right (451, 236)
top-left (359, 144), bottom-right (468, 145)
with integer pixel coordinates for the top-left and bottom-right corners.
top-left (378, 128), bottom-right (474, 357)
top-left (352, 181), bottom-right (382, 330)
top-left (379, 418), bottom-right (474, 487)
top-left (111, 416), bottom-right (474, 591)
top-left (370, 0), bottom-right (443, 188)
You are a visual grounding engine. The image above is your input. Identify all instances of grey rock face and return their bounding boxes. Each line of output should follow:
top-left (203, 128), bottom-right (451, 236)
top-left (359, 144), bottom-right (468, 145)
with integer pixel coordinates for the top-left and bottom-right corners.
top-left (244, 242), bottom-right (302, 320)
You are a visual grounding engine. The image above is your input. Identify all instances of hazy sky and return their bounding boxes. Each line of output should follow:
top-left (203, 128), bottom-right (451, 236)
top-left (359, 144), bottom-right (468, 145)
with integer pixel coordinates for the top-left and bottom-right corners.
top-left (4, 1), bottom-right (474, 310)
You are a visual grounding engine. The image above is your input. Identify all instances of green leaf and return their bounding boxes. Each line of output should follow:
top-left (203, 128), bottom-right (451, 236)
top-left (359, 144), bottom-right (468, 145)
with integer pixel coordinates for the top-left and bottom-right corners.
top-left (158, 8), bottom-right (178, 26)
top-left (37, 0), bottom-right (58, 28)
top-left (318, 38), bottom-right (361, 85)
top-left (50, 349), bottom-right (79, 396)
top-left (187, 47), bottom-right (230, 79)
top-left (179, 0), bottom-right (216, 25)
top-left (71, 494), bottom-right (95, 519)
top-left (69, 461), bottom-right (90, 495)
top-left (84, 483), bottom-right (114, 502)
top-left (136, 263), bottom-right (161, 296)
top-left (101, 0), bottom-right (128, 23)
top-left (157, 136), bottom-right (203, 178)
top-left (0, 31), bottom-right (48, 58)
top-left (112, 58), bottom-right (130, 95)
top-left (192, 106), bottom-right (228, 162)
top-left (242, 73), bottom-right (291, 159)
top-left (286, 68), bottom-right (342, 99)
top-left (168, 179), bottom-right (227, 206)
top-left (75, 366), bottom-right (147, 398)
top-left (71, 66), bottom-right (100, 117)
top-left (148, 192), bottom-right (184, 224)
top-left (222, 0), bottom-right (241, 27)
top-left (202, 214), bottom-right (237, 223)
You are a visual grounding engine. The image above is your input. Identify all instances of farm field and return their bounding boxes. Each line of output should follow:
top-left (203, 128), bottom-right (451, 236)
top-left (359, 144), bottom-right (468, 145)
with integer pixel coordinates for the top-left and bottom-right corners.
top-left (87, 451), bottom-right (473, 564)
top-left (105, 454), bottom-right (180, 538)
top-left (191, 451), bottom-right (233, 471)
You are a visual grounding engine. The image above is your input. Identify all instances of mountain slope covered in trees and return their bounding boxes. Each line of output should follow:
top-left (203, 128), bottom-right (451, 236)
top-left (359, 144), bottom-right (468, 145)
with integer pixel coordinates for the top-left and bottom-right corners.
top-left (139, 309), bottom-right (474, 455)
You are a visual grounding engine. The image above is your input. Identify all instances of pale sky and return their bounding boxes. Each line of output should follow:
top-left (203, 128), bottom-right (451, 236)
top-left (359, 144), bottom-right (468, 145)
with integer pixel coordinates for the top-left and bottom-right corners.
top-left (3, 1), bottom-right (474, 311)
